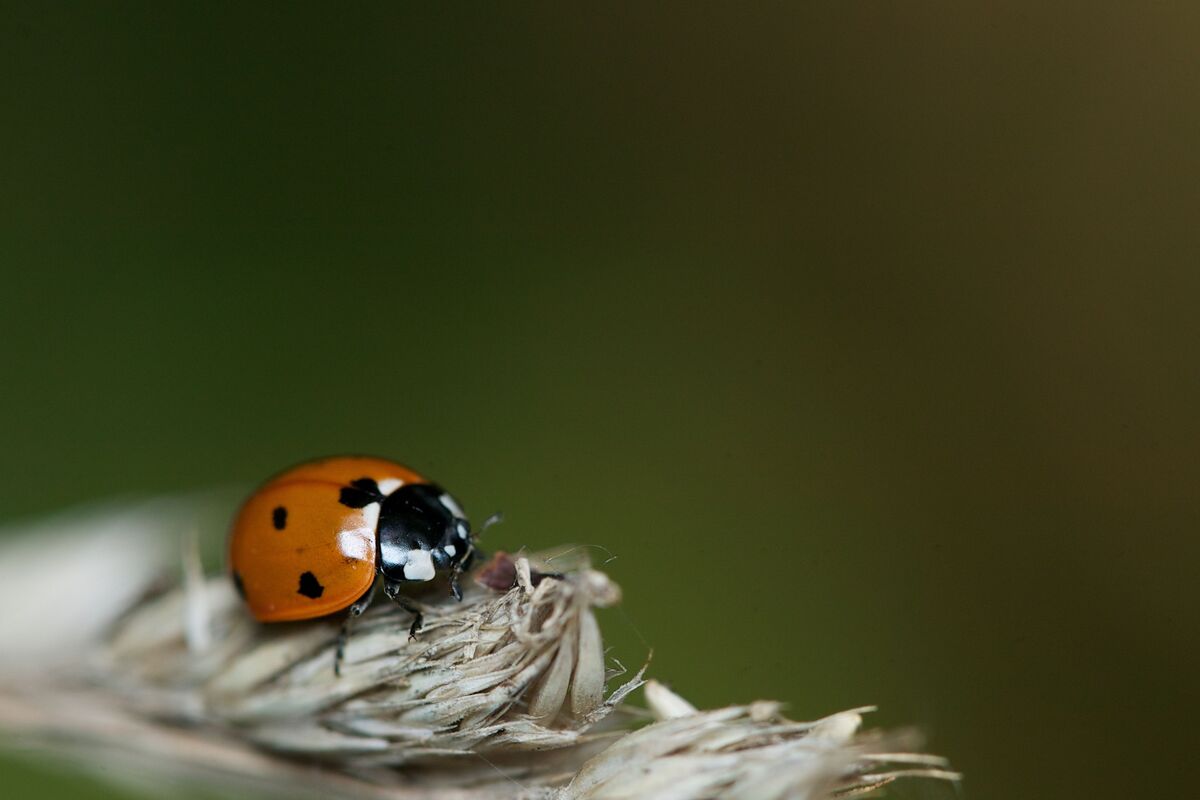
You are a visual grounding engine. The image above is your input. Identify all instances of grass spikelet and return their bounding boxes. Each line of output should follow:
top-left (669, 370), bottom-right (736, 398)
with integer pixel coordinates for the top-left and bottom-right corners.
top-left (0, 498), bottom-right (959, 799)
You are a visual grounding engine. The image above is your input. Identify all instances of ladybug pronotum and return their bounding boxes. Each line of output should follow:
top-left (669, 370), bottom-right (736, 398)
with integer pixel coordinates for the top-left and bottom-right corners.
top-left (227, 456), bottom-right (475, 673)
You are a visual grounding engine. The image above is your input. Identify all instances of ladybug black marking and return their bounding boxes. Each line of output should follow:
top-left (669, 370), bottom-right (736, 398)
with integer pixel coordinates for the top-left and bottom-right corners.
top-left (338, 477), bottom-right (383, 509)
top-left (298, 571), bottom-right (325, 599)
top-left (377, 483), bottom-right (473, 583)
top-left (272, 505), bottom-right (288, 530)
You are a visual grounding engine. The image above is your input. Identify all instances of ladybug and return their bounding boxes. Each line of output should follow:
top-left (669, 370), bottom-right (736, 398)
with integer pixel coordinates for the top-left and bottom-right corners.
top-left (228, 456), bottom-right (476, 673)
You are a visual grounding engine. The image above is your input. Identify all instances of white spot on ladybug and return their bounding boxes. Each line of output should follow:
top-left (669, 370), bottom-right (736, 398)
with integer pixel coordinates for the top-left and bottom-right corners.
top-left (377, 478), bottom-right (403, 495)
top-left (439, 493), bottom-right (466, 519)
top-left (360, 504), bottom-right (380, 529)
top-left (380, 541), bottom-right (406, 564)
top-left (403, 549), bottom-right (435, 581)
top-left (338, 530), bottom-right (371, 561)
top-left (443, 544), bottom-right (457, 557)
top-left (336, 505), bottom-right (379, 561)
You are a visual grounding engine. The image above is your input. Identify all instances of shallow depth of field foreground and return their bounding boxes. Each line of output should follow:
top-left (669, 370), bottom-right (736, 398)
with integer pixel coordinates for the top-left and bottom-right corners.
top-left (0, 499), bottom-right (957, 799)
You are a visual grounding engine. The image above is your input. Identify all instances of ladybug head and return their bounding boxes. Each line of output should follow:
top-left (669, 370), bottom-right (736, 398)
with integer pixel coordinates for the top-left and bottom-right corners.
top-left (377, 484), bottom-right (473, 582)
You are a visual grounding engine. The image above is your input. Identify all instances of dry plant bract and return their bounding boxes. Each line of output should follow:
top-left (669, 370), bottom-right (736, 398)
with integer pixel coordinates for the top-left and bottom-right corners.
top-left (0, 497), bottom-right (959, 799)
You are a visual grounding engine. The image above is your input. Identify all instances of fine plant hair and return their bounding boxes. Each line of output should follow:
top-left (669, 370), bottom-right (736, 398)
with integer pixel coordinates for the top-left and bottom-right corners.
top-left (0, 497), bottom-right (959, 799)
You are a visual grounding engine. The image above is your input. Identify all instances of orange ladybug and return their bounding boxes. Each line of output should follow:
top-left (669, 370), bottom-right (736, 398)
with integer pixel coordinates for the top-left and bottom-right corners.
top-left (228, 456), bottom-right (476, 672)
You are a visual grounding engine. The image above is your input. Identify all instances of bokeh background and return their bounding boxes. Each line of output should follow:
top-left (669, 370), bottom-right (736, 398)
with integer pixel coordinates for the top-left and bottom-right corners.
top-left (2, 5), bottom-right (1197, 799)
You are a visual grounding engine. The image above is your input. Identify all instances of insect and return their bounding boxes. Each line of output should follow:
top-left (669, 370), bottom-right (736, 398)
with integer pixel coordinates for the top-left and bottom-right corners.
top-left (227, 456), bottom-right (476, 674)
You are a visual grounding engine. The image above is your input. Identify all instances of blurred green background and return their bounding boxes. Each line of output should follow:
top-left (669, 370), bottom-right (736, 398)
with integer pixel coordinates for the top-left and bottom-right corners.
top-left (2, 4), bottom-right (1197, 799)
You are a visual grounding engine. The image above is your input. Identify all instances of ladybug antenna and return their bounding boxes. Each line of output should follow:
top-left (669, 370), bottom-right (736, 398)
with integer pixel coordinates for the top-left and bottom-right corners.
top-left (477, 511), bottom-right (504, 541)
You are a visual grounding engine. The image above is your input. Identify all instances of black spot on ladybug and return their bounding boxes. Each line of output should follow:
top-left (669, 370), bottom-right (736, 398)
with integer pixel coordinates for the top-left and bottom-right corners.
top-left (272, 506), bottom-right (288, 530)
top-left (232, 570), bottom-right (247, 600)
top-left (351, 477), bottom-right (380, 492)
top-left (339, 487), bottom-right (374, 508)
top-left (339, 477), bottom-right (383, 509)
top-left (297, 571), bottom-right (325, 599)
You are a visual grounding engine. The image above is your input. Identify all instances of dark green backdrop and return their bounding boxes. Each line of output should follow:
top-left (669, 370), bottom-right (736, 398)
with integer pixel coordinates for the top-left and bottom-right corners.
top-left (2, 5), bottom-right (1196, 799)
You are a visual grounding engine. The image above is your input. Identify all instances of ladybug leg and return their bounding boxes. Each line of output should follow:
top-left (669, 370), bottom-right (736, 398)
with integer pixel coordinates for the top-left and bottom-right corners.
top-left (447, 524), bottom-right (492, 602)
top-left (384, 579), bottom-right (424, 640)
top-left (448, 560), bottom-right (468, 602)
top-left (334, 582), bottom-right (377, 677)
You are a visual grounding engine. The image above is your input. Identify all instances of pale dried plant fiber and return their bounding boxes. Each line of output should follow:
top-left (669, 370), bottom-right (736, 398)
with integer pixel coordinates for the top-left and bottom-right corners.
top-left (0, 497), bottom-right (959, 799)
